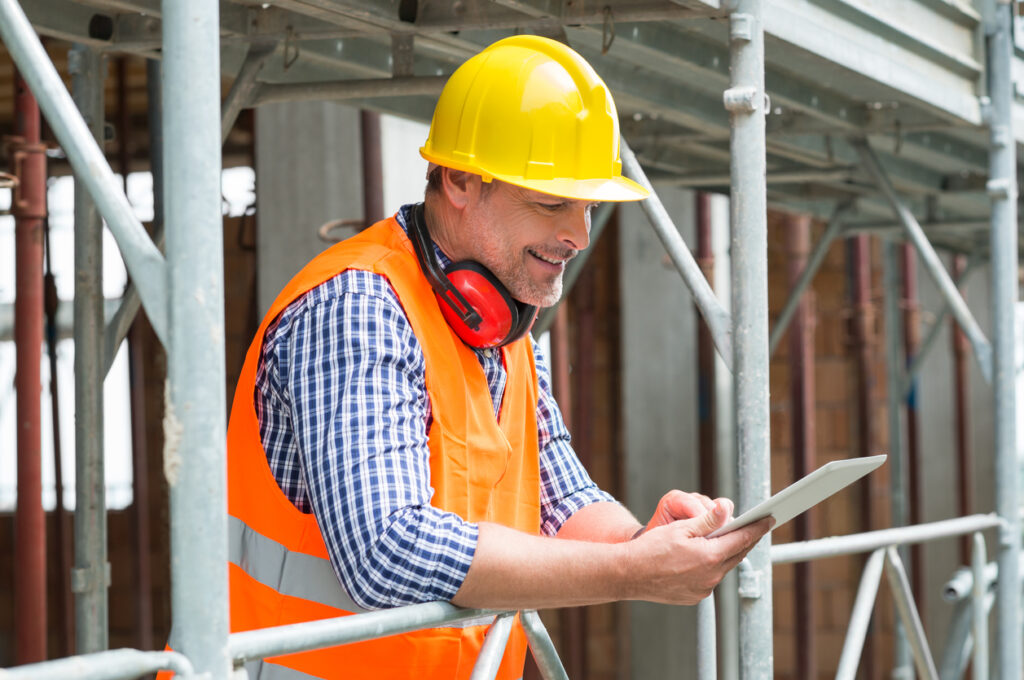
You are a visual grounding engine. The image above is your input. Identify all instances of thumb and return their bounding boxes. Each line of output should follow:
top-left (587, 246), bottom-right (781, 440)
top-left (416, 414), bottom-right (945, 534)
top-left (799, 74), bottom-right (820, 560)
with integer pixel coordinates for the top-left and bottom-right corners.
top-left (683, 500), bottom-right (730, 537)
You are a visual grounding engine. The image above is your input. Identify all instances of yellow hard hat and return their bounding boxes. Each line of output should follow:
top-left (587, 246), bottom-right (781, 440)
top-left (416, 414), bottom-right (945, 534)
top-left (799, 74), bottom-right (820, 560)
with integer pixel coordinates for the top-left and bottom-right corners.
top-left (420, 35), bottom-right (649, 202)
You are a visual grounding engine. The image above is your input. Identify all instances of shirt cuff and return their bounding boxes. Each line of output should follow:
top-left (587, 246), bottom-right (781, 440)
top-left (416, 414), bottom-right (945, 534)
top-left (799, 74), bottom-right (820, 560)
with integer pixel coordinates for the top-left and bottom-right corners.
top-left (540, 487), bottom-right (617, 537)
top-left (345, 507), bottom-right (480, 610)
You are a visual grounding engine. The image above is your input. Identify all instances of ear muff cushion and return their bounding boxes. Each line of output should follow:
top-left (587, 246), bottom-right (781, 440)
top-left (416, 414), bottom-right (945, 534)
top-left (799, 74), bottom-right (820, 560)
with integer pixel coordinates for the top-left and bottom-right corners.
top-left (507, 303), bottom-right (538, 345)
top-left (442, 262), bottom-right (519, 348)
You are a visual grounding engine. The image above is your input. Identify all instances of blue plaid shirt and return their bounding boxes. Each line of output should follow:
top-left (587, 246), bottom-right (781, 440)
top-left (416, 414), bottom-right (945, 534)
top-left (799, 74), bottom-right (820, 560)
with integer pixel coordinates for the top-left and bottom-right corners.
top-left (254, 204), bottom-right (614, 610)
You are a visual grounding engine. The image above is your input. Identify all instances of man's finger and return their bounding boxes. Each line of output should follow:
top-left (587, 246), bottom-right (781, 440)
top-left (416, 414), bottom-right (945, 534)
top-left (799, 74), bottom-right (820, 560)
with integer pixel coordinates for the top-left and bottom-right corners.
top-left (682, 499), bottom-right (731, 537)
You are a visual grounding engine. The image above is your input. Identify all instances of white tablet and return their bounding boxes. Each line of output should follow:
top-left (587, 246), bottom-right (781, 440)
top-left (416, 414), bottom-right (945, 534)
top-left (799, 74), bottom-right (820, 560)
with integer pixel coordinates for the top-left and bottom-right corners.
top-left (707, 454), bottom-right (887, 538)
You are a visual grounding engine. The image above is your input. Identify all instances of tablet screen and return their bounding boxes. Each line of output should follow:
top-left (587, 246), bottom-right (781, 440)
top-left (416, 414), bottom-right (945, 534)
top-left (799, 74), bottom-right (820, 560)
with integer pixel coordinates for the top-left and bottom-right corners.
top-left (707, 455), bottom-right (887, 538)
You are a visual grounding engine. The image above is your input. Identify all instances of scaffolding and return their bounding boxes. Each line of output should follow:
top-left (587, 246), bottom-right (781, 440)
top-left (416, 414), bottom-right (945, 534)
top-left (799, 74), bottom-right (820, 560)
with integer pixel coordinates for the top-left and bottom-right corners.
top-left (0, 0), bottom-right (1021, 678)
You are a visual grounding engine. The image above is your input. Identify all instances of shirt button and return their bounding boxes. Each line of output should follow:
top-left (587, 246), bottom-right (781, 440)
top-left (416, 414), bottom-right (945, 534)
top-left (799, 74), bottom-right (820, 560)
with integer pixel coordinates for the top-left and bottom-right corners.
top-left (483, 349), bottom-right (493, 358)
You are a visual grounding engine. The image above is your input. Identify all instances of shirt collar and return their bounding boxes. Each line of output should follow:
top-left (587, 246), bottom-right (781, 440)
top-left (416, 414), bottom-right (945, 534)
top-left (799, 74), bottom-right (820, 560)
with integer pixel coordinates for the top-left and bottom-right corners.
top-left (398, 203), bottom-right (453, 269)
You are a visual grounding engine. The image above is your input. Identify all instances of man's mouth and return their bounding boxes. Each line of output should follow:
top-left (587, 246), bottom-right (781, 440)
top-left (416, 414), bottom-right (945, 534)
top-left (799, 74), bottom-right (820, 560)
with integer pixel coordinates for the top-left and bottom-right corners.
top-left (529, 249), bottom-right (571, 266)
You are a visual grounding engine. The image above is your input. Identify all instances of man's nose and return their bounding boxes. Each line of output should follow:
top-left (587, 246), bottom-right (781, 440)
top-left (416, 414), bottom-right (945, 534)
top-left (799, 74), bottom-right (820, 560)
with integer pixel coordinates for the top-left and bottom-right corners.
top-left (558, 203), bottom-right (591, 252)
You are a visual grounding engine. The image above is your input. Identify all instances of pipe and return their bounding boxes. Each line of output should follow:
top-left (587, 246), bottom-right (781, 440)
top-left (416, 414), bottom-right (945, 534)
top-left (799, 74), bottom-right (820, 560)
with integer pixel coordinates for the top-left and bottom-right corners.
top-left (768, 205), bottom-right (847, 356)
top-left (971, 533), bottom-right (989, 680)
top-left (882, 238), bottom-right (913, 680)
top-left (697, 595), bottom-right (718, 680)
top-left (221, 43), bottom-right (275, 143)
top-left (0, 649), bottom-right (195, 680)
top-left (43, 215), bottom-right (74, 657)
top-left (469, 614), bottom-right (515, 680)
top-left (253, 75), bottom-right (449, 106)
top-left (360, 110), bottom-right (384, 227)
top-left (952, 255), bottom-right (973, 564)
top-left (621, 138), bottom-right (734, 371)
top-left (884, 547), bottom-right (940, 680)
top-left (785, 213), bottom-right (816, 680)
top-left (550, 303), bottom-right (586, 679)
top-left (770, 514), bottom-right (1003, 564)
top-left (725, 4), bottom-right (771, 678)
top-left (847, 233), bottom-right (876, 679)
top-left (122, 55), bottom-right (153, 653)
top-left (230, 602), bottom-right (498, 662)
top-left (902, 256), bottom-right (981, 399)
top-left (0, 0), bottom-right (168, 344)
top-left (12, 65), bottom-right (48, 667)
top-left (696, 192), bottom-right (716, 497)
top-left (901, 244), bottom-right (925, 624)
top-left (162, 1), bottom-right (231, 677)
top-left (835, 549), bottom-right (885, 680)
top-left (522, 611), bottom-right (571, 680)
top-left (983, 2), bottom-right (1020, 677)
top-left (70, 44), bottom-right (109, 655)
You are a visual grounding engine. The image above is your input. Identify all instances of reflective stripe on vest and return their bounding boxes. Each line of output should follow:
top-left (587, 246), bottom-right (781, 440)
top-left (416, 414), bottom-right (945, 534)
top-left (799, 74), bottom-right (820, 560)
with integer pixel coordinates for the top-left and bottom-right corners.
top-left (229, 514), bottom-right (500, 630)
top-left (228, 515), bottom-right (367, 614)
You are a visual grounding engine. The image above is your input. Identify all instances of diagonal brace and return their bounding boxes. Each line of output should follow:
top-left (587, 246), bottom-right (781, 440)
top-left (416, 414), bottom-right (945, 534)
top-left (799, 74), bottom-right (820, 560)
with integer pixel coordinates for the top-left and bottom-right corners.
top-left (621, 137), bottom-right (733, 371)
top-left (852, 138), bottom-right (992, 384)
top-left (901, 254), bottom-right (980, 400)
top-left (0, 0), bottom-right (168, 346)
top-left (835, 548), bottom-right (885, 680)
top-left (885, 546), bottom-right (940, 680)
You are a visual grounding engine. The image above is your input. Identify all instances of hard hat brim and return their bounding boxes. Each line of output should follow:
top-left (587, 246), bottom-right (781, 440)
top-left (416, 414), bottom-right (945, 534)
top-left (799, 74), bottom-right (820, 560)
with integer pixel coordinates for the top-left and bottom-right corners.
top-left (421, 149), bottom-right (650, 203)
top-left (494, 173), bottom-right (651, 203)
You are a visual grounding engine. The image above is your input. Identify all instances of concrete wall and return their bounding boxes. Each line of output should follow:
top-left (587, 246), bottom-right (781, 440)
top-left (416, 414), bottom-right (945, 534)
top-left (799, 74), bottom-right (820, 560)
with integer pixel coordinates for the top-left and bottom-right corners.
top-left (916, 257), bottom-right (996, 655)
top-left (254, 101), bottom-right (363, 317)
top-left (618, 185), bottom-right (702, 677)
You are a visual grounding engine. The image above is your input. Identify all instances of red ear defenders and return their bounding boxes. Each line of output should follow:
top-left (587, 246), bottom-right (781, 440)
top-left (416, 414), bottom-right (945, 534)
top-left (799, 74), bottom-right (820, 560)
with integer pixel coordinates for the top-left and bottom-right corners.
top-left (408, 203), bottom-right (538, 349)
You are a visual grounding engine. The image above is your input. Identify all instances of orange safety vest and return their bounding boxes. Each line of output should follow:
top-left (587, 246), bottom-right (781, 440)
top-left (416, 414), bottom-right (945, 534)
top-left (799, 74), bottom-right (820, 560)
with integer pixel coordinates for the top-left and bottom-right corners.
top-left (216, 216), bottom-right (540, 679)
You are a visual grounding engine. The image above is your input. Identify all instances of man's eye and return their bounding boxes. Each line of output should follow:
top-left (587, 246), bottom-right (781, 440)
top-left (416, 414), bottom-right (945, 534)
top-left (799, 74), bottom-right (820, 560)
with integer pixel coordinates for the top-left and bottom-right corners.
top-left (537, 202), bottom-right (567, 211)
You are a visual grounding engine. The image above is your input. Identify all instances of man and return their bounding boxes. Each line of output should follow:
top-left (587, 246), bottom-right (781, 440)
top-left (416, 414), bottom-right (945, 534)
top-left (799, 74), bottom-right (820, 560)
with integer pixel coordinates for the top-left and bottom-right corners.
top-left (225, 35), bottom-right (770, 679)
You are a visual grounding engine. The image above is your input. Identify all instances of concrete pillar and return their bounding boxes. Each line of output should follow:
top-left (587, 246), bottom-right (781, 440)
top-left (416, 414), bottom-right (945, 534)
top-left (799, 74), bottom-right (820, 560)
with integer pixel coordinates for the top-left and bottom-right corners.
top-left (255, 101), bottom-right (364, 316)
top-left (619, 185), bottom-right (700, 677)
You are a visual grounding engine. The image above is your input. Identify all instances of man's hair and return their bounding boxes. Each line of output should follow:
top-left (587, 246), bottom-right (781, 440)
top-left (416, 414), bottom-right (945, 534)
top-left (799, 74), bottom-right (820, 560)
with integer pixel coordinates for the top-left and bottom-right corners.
top-left (425, 165), bottom-right (496, 197)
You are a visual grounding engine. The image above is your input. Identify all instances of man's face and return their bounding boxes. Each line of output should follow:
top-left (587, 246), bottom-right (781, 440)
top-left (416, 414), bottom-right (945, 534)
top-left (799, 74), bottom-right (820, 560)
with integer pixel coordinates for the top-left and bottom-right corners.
top-left (457, 181), bottom-right (596, 308)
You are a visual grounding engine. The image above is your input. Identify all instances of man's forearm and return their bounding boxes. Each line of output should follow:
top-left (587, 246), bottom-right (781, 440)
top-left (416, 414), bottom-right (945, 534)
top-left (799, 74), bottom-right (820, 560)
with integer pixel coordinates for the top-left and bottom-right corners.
top-left (554, 500), bottom-right (643, 543)
top-left (450, 522), bottom-right (631, 609)
top-left (450, 506), bottom-right (771, 610)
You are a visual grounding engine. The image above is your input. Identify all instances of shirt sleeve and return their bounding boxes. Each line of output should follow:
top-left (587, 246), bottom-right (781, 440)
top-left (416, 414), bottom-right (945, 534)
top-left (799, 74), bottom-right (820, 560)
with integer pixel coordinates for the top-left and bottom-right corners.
top-left (278, 273), bottom-right (478, 610)
top-left (532, 337), bottom-right (617, 537)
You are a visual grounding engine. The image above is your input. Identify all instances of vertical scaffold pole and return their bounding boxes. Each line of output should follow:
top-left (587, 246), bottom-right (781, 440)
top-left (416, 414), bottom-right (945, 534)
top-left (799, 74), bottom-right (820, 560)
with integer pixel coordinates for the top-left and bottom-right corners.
top-left (162, 1), bottom-right (230, 678)
top-left (70, 44), bottom-right (109, 655)
top-left (724, 2), bottom-right (771, 678)
top-left (984, 1), bottom-right (1020, 677)
top-left (12, 65), bottom-right (47, 667)
top-left (882, 239), bottom-right (912, 678)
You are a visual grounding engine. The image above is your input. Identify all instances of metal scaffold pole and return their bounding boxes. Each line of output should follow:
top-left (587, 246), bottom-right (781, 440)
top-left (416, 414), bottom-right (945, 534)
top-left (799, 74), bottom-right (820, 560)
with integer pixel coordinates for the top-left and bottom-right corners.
top-left (12, 64), bottom-right (47, 667)
top-left (724, 1), bottom-right (771, 677)
top-left (162, 1), bottom-right (230, 677)
top-left (70, 44), bottom-right (109, 655)
top-left (984, 1), bottom-right (1020, 677)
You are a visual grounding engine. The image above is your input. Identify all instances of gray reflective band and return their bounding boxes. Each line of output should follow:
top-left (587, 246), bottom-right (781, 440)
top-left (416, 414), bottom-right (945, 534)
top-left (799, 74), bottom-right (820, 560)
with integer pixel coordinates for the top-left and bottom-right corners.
top-left (245, 659), bottom-right (322, 680)
top-left (229, 515), bottom-right (368, 613)
top-left (228, 515), bottom-right (494, 633)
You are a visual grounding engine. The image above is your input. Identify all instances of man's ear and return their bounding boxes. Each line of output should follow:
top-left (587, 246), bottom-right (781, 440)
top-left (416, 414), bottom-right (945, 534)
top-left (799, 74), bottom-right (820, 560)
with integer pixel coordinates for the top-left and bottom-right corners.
top-left (440, 168), bottom-right (481, 210)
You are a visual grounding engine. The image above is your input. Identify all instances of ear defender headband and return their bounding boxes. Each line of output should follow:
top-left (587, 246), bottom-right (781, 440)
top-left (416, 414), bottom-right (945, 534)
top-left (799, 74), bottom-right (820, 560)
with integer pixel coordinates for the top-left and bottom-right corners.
top-left (408, 203), bottom-right (538, 349)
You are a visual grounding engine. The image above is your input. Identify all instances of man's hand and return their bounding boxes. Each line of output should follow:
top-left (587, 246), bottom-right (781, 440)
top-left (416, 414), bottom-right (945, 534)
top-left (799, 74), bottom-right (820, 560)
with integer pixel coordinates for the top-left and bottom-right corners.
top-left (642, 490), bottom-right (733, 534)
top-left (451, 494), bottom-right (770, 610)
top-left (624, 500), bottom-right (770, 605)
